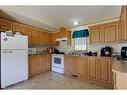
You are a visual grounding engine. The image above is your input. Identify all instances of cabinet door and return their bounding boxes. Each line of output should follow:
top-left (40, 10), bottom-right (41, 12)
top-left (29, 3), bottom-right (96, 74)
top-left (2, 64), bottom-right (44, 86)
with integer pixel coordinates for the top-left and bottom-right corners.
top-left (52, 33), bottom-right (59, 46)
top-left (100, 58), bottom-right (112, 83)
top-left (96, 59), bottom-right (101, 80)
top-left (64, 56), bottom-right (76, 75)
top-left (46, 33), bottom-right (52, 46)
top-left (118, 6), bottom-right (127, 42)
top-left (29, 56), bottom-right (38, 77)
top-left (102, 21), bottom-right (118, 43)
top-left (46, 54), bottom-right (51, 71)
top-left (28, 56), bottom-right (33, 77)
top-left (114, 72), bottom-right (127, 89)
top-left (12, 24), bottom-right (24, 34)
top-left (76, 57), bottom-right (88, 78)
top-left (89, 25), bottom-right (100, 44)
top-left (0, 20), bottom-right (12, 32)
top-left (88, 58), bottom-right (97, 79)
top-left (31, 30), bottom-right (38, 45)
top-left (24, 27), bottom-right (32, 46)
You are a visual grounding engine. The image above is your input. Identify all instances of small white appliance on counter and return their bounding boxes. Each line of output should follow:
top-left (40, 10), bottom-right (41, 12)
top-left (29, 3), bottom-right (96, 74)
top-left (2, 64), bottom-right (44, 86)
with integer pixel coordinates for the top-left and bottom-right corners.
top-left (0, 32), bottom-right (28, 88)
top-left (52, 54), bottom-right (64, 74)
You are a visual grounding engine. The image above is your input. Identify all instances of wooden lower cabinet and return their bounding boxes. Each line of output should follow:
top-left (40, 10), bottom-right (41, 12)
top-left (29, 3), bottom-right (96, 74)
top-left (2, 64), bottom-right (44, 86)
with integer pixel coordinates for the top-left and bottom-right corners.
top-left (100, 58), bottom-right (112, 83)
top-left (88, 58), bottom-right (97, 79)
top-left (65, 56), bottom-right (112, 85)
top-left (88, 57), bottom-right (112, 84)
top-left (76, 57), bottom-right (88, 78)
top-left (28, 54), bottom-right (51, 78)
top-left (113, 70), bottom-right (127, 89)
top-left (64, 56), bottom-right (76, 75)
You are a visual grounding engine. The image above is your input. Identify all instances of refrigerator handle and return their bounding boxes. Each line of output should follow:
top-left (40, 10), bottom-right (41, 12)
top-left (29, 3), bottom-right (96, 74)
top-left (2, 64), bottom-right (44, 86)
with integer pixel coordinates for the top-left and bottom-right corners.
top-left (3, 50), bottom-right (13, 54)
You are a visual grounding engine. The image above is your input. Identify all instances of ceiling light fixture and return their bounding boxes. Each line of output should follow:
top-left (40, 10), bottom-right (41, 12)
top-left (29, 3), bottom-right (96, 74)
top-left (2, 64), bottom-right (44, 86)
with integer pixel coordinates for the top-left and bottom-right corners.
top-left (73, 21), bottom-right (79, 26)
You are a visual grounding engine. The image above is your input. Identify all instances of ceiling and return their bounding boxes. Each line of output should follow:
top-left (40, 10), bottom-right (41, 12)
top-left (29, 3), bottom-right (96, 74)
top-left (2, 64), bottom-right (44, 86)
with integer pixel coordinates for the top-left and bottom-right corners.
top-left (0, 6), bottom-right (122, 32)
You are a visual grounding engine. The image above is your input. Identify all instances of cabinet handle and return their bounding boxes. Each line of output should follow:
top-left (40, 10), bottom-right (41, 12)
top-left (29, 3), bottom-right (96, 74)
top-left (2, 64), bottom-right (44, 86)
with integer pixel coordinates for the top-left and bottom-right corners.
top-left (3, 50), bottom-right (13, 54)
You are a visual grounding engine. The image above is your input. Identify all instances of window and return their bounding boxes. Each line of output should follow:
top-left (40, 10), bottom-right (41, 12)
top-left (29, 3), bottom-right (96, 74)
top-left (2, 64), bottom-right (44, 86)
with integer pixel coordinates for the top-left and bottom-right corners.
top-left (74, 37), bottom-right (87, 50)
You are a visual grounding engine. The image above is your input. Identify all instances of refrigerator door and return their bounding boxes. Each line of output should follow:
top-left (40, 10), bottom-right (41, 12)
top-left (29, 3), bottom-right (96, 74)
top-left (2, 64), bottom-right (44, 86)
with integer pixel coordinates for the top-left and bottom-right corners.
top-left (1, 49), bottom-right (28, 88)
top-left (1, 32), bottom-right (28, 50)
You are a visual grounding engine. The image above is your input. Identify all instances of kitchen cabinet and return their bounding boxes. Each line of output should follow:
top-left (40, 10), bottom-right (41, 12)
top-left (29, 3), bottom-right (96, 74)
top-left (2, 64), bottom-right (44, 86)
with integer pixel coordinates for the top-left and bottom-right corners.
top-left (76, 57), bottom-right (88, 78)
top-left (89, 25), bottom-right (101, 44)
top-left (0, 19), bottom-right (12, 32)
top-left (29, 54), bottom-right (51, 78)
top-left (113, 70), bottom-right (127, 89)
top-left (64, 56), bottom-right (76, 75)
top-left (88, 57), bottom-right (112, 84)
top-left (99, 58), bottom-right (112, 83)
top-left (88, 58), bottom-right (97, 79)
top-left (89, 21), bottom-right (118, 44)
top-left (118, 6), bottom-right (127, 42)
top-left (12, 24), bottom-right (24, 34)
top-left (23, 27), bottom-right (33, 46)
top-left (0, 18), bottom-right (52, 46)
top-left (102, 21), bottom-right (118, 43)
top-left (52, 29), bottom-right (71, 46)
top-left (65, 56), bottom-right (112, 85)
top-left (45, 32), bottom-right (52, 46)
top-left (52, 33), bottom-right (60, 46)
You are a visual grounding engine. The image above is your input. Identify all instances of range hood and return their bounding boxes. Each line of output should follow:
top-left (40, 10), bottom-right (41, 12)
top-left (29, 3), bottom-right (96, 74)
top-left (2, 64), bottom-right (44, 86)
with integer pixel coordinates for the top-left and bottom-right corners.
top-left (55, 37), bottom-right (68, 42)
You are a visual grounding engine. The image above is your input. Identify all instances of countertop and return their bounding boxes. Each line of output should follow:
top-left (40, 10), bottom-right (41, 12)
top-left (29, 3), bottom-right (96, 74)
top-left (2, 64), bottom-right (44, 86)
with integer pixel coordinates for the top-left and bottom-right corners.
top-left (65, 54), bottom-right (127, 73)
top-left (29, 53), bottom-right (127, 73)
top-left (64, 54), bottom-right (112, 59)
top-left (112, 58), bottom-right (127, 73)
top-left (29, 52), bottom-right (51, 55)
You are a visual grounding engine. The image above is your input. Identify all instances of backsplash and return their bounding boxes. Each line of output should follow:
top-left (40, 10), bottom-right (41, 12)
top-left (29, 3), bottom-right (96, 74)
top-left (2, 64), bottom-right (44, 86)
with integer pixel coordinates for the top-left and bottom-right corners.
top-left (29, 46), bottom-right (52, 52)
top-left (88, 42), bottom-right (127, 53)
top-left (55, 41), bottom-right (74, 52)
top-left (29, 42), bottom-right (127, 53)
top-left (55, 41), bottom-right (127, 53)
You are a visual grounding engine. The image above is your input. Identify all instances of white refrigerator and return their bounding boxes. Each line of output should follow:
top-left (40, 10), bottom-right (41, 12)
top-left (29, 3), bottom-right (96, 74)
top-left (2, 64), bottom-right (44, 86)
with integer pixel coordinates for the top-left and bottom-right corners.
top-left (0, 32), bottom-right (28, 88)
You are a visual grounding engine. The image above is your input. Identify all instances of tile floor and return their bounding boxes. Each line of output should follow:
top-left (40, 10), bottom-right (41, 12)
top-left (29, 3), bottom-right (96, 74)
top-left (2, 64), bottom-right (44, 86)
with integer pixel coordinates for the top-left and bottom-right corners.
top-left (6, 72), bottom-right (113, 89)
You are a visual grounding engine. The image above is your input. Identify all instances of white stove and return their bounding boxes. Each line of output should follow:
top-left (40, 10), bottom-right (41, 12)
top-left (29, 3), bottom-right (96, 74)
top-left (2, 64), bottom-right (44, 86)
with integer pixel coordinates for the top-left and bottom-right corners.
top-left (52, 54), bottom-right (64, 74)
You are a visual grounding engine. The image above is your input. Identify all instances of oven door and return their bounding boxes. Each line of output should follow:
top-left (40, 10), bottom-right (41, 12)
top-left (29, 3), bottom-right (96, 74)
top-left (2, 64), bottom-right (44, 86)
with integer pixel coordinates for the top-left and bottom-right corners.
top-left (52, 55), bottom-right (64, 68)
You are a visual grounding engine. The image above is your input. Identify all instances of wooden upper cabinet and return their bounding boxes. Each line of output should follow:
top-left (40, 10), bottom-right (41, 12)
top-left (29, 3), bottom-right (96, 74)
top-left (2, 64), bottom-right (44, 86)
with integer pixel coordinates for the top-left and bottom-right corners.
top-left (89, 25), bottom-right (101, 44)
top-left (0, 18), bottom-right (52, 46)
top-left (52, 29), bottom-right (72, 46)
top-left (89, 21), bottom-right (118, 44)
top-left (102, 21), bottom-right (118, 43)
top-left (118, 6), bottom-right (127, 42)
top-left (44, 32), bottom-right (52, 46)
top-left (52, 33), bottom-right (59, 46)
top-left (12, 24), bottom-right (25, 34)
top-left (0, 19), bottom-right (12, 32)
top-left (23, 27), bottom-right (33, 45)
top-left (39, 31), bottom-right (46, 46)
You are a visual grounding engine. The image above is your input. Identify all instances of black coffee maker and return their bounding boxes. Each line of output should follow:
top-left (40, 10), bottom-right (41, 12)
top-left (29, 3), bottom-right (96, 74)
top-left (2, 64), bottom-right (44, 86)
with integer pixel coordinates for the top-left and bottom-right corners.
top-left (121, 47), bottom-right (127, 59)
top-left (101, 46), bottom-right (112, 57)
